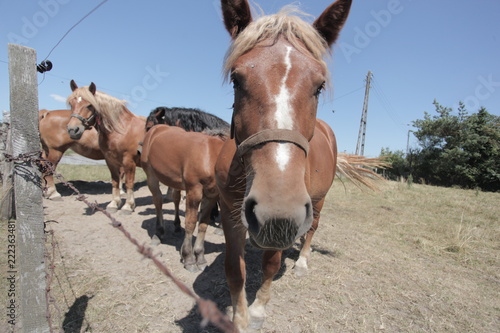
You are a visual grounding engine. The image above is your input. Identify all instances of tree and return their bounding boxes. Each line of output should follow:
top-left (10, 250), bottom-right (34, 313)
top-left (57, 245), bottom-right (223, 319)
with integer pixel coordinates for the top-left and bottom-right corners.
top-left (410, 100), bottom-right (500, 191)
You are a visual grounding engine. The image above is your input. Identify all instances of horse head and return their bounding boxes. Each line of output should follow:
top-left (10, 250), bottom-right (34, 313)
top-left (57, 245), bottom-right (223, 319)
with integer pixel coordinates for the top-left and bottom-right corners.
top-left (66, 80), bottom-right (98, 140)
top-left (219, 0), bottom-right (351, 250)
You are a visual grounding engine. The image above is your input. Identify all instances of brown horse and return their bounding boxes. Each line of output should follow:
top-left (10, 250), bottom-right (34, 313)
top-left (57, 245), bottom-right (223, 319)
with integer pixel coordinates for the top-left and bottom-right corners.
top-left (66, 80), bottom-right (146, 213)
top-left (140, 124), bottom-right (226, 272)
top-left (215, 0), bottom-right (356, 330)
top-left (39, 109), bottom-right (104, 200)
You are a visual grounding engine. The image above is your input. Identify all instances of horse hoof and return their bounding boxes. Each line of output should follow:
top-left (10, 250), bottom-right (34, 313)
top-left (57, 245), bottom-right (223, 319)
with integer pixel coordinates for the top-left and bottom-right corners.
top-left (293, 257), bottom-right (309, 278)
top-left (197, 262), bottom-right (208, 271)
top-left (150, 235), bottom-right (161, 246)
top-left (119, 209), bottom-right (133, 215)
top-left (106, 207), bottom-right (118, 214)
top-left (213, 227), bottom-right (224, 236)
top-left (249, 316), bottom-right (265, 330)
top-left (184, 263), bottom-right (200, 273)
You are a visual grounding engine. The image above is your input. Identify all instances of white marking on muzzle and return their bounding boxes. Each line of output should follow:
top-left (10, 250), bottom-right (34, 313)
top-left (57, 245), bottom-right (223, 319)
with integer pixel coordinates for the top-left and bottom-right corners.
top-left (274, 46), bottom-right (294, 171)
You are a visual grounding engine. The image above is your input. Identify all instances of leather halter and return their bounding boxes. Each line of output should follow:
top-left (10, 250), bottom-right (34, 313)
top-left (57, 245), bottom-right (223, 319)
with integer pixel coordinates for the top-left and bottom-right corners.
top-left (70, 112), bottom-right (96, 130)
top-left (236, 128), bottom-right (310, 159)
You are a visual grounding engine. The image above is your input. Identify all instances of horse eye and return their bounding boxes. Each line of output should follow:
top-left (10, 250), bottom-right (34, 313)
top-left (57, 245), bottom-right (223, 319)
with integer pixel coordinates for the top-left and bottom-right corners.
top-left (230, 73), bottom-right (242, 91)
top-left (315, 82), bottom-right (326, 97)
top-left (87, 105), bottom-right (95, 112)
top-left (232, 78), bottom-right (241, 91)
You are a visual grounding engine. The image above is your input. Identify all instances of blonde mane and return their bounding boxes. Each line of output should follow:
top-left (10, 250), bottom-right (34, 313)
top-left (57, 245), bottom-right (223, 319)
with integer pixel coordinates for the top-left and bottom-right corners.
top-left (223, 6), bottom-right (330, 81)
top-left (67, 87), bottom-right (131, 133)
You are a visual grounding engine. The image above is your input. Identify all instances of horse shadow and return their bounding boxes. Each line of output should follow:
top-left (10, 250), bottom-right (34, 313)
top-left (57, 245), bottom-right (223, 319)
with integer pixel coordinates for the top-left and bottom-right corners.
top-left (54, 180), bottom-right (148, 198)
top-left (140, 216), bottom-right (225, 256)
top-left (62, 295), bottom-right (93, 332)
top-left (174, 243), bottom-right (293, 332)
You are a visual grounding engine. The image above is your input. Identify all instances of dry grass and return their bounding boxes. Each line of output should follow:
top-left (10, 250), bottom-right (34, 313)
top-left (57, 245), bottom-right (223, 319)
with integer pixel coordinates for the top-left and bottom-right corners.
top-left (55, 164), bottom-right (147, 183)
top-left (3, 177), bottom-right (499, 332)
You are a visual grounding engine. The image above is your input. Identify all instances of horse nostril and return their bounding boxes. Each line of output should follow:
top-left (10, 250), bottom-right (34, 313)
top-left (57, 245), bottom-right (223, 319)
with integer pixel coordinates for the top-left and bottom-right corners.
top-left (244, 198), bottom-right (259, 235)
top-left (305, 202), bottom-right (312, 219)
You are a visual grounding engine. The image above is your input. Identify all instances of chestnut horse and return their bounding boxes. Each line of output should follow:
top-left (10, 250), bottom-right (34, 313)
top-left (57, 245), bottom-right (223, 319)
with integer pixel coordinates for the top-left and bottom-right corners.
top-left (66, 80), bottom-right (146, 213)
top-left (145, 106), bottom-right (229, 228)
top-left (215, 0), bottom-right (354, 330)
top-left (39, 109), bottom-right (103, 199)
top-left (141, 124), bottom-right (226, 272)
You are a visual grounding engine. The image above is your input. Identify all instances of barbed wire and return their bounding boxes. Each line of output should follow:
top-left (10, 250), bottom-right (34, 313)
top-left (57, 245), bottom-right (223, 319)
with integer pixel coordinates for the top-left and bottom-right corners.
top-left (3, 151), bottom-right (237, 333)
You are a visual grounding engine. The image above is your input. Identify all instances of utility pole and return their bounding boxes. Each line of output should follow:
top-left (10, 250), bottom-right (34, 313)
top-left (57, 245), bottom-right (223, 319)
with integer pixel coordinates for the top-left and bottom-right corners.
top-left (355, 70), bottom-right (372, 156)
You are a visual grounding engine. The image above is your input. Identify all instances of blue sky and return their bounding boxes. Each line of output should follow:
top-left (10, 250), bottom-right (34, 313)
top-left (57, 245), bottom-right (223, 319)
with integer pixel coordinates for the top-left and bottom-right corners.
top-left (1, 0), bottom-right (499, 157)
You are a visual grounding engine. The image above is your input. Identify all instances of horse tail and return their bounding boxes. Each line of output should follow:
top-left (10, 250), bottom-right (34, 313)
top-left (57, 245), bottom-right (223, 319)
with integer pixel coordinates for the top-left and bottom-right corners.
top-left (336, 153), bottom-right (388, 191)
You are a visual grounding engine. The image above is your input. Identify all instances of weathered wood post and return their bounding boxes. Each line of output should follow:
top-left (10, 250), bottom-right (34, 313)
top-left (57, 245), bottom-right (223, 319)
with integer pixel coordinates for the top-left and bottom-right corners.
top-left (8, 43), bottom-right (49, 332)
top-left (1, 119), bottom-right (15, 220)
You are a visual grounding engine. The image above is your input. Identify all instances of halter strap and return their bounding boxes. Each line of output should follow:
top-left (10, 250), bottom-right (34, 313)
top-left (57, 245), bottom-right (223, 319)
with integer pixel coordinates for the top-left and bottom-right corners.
top-left (70, 112), bottom-right (96, 130)
top-left (237, 129), bottom-right (310, 158)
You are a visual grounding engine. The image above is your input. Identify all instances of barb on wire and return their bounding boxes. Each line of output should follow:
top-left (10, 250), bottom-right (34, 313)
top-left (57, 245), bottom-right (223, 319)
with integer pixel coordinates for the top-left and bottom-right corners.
top-left (8, 151), bottom-right (238, 333)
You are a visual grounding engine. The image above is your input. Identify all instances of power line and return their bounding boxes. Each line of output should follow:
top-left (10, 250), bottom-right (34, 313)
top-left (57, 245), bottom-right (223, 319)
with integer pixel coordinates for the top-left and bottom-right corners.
top-left (371, 77), bottom-right (405, 129)
top-left (334, 86), bottom-right (364, 101)
top-left (42, 0), bottom-right (110, 61)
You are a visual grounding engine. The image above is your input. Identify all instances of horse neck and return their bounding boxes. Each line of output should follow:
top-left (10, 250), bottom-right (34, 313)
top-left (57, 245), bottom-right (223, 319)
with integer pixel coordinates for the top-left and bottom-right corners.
top-left (98, 105), bottom-right (136, 135)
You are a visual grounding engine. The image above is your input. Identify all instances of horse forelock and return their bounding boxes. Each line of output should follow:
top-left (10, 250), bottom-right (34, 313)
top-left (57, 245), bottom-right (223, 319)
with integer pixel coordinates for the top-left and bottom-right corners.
top-left (67, 87), bottom-right (129, 133)
top-left (223, 6), bottom-right (330, 82)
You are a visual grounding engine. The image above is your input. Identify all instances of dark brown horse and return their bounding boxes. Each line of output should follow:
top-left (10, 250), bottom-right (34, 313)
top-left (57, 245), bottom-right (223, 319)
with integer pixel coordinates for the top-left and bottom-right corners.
top-left (215, 0), bottom-right (355, 330)
top-left (66, 80), bottom-right (146, 213)
top-left (140, 124), bottom-right (226, 272)
top-left (39, 109), bottom-right (104, 199)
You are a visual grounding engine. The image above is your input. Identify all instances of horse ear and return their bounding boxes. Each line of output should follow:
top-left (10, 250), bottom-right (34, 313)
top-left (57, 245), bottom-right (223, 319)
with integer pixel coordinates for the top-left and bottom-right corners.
top-left (89, 82), bottom-right (96, 95)
top-left (70, 79), bottom-right (78, 91)
top-left (221, 0), bottom-right (253, 39)
top-left (313, 0), bottom-right (352, 47)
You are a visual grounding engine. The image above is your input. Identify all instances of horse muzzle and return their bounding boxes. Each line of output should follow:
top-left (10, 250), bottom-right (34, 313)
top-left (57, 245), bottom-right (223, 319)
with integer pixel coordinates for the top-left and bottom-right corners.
top-left (67, 125), bottom-right (85, 140)
top-left (243, 195), bottom-right (313, 250)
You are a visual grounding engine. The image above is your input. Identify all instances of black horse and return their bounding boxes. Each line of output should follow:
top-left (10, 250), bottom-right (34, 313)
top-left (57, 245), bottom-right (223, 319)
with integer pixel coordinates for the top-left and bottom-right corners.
top-left (145, 106), bottom-right (229, 133)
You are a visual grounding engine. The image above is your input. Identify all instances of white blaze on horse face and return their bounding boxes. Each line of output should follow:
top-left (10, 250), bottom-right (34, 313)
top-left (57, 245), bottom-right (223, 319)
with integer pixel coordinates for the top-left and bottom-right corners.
top-left (77, 97), bottom-right (82, 103)
top-left (274, 46), bottom-right (294, 171)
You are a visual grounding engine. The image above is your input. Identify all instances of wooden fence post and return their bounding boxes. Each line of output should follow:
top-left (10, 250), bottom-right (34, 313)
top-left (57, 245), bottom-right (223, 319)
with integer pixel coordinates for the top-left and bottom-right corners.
top-left (8, 43), bottom-right (49, 332)
top-left (1, 120), bottom-right (15, 220)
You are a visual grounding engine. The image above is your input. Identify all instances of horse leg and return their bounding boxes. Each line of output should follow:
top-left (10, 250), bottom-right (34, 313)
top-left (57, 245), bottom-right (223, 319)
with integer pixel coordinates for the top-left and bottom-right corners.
top-left (293, 198), bottom-right (324, 277)
top-left (192, 196), bottom-right (217, 270)
top-left (220, 200), bottom-right (250, 331)
top-left (43, 149), bottom-right (63, 200)
top-left (180, 187), bottom-right (202, 272)
top-left (146, 172), bottom-right (164, 245)
top-left (249, 250), bottom-right (282, 329)
top-left (120, 162), bottom-right (136, 214)
top-left (165, 186), bottom-right (175, 202)
top-left (173, 189), bottom-right (182, 233)
top-left (106, 167), bottom-right (122, 213)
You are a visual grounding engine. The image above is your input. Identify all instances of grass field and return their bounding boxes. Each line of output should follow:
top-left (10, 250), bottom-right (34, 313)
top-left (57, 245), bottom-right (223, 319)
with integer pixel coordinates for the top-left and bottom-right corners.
top-left (1, 165), bottom-right (499, 331)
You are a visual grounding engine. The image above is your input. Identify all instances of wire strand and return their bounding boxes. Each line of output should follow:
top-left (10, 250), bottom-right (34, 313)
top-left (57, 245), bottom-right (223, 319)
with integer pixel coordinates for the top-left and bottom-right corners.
top-left (42, 0), bottom-right (110, 61)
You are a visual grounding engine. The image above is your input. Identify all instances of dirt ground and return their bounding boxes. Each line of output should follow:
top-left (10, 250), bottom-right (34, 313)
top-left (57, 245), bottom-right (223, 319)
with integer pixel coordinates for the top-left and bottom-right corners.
top-left (41, 180), bottom-right (499, 333)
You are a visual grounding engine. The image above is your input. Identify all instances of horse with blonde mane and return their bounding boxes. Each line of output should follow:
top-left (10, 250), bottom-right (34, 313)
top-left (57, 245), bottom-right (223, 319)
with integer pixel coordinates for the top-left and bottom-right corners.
top-left (215, 0), bottom-right (383, 330)
top-left (66, 80), bottom-right (146, 213)
top-left (39, 109), bottom-right (103, 200)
